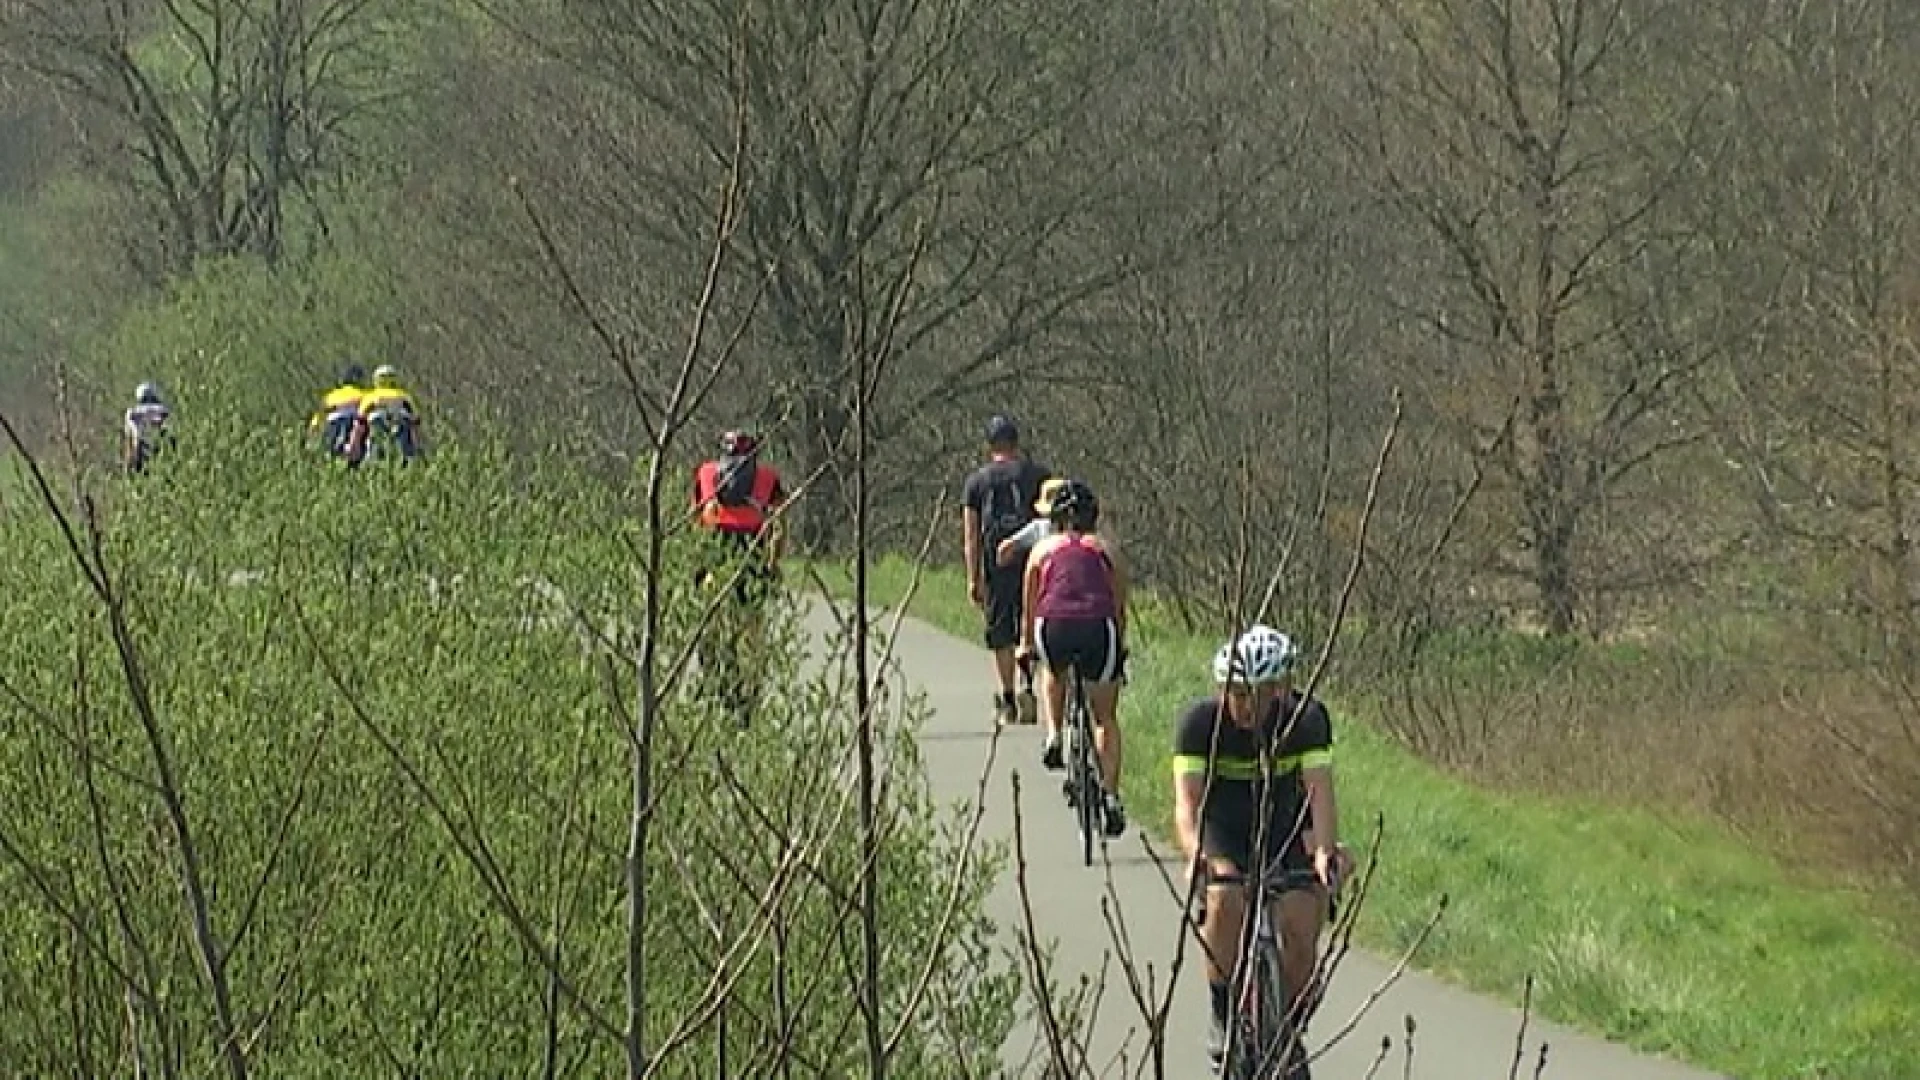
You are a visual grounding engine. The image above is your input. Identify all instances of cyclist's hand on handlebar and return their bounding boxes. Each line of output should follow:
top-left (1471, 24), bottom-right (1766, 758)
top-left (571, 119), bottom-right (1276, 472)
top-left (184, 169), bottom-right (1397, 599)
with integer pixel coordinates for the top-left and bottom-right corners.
top-left (1186, 856), bottom-right (1209, 925)
top-left (1313, 846), bottom-right (1339, 892)
top-left (1314, 844), bottom-right (1355, 893)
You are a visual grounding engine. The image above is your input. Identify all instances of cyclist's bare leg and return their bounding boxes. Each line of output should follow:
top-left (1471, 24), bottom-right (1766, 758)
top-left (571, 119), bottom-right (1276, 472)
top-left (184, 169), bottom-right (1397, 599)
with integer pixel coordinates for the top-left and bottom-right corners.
top-left (1277, 887), bottom-right (1329, 1020)
top-left (1035, 665), bottom-right (1055, 729)
top-left (1088, 679), bottom-right (1123, 792)
top-left (1199, 859), bottom-right (1247, 985)
top-left (1199, 857), bottom-right (1247, 1064)
top-left (1043, 664), bottom-right (1067, 744)
top-left (739, 605), bottom-right (766, 707)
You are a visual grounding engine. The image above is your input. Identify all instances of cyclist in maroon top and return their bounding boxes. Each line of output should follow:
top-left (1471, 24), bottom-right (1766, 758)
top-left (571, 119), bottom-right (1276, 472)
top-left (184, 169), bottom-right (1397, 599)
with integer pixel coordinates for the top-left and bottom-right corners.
top-left (1019, 479), bottom-right (1130, 837)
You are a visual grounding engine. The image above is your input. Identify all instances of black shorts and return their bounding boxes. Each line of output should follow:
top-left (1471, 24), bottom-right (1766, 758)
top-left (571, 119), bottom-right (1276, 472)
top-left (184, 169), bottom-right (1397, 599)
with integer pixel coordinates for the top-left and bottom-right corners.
top-left (982, 568), bottom-right (1023, 650)
top-left (1200, 813), bottom-right (1312, 881)
top-left (1034, 616), bottom-right (1122, 684)
top-left (700, 531), bottom-right (776, 609)
top-left (1200, 821), bottom-right (1336, 923)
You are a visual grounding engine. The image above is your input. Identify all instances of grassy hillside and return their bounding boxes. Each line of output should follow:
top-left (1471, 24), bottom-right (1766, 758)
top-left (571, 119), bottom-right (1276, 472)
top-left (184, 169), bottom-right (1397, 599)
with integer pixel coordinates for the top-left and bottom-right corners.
top-left (814, 556), bottom-right (1920, 1080)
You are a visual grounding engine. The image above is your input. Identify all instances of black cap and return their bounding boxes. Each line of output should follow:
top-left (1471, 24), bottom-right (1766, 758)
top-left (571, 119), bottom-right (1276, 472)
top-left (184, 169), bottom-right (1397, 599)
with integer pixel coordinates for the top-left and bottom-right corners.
top-left (985, 414), bottom-right (1019, 445)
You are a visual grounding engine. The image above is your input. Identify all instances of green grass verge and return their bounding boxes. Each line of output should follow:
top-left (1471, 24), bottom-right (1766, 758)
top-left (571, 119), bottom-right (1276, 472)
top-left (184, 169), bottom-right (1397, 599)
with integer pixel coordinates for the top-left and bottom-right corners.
top-left (809, 555), bottom-right (1920, 1080)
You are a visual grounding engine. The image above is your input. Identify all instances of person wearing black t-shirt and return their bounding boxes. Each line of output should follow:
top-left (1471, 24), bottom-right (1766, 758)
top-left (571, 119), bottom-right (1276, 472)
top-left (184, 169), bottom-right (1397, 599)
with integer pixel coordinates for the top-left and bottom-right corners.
top-left (960, 414), bottom-right (1049, 727)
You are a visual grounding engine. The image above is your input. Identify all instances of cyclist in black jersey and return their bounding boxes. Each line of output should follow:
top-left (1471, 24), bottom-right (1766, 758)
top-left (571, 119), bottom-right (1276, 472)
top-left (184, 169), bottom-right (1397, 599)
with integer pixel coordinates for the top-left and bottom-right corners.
top-left (1172, 625), bottom-right (1352, 1074)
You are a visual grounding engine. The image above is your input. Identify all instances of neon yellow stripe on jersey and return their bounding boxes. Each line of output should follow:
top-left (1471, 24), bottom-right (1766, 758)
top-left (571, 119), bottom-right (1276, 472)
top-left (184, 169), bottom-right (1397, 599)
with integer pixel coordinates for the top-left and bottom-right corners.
top-left (1173, 754), bottom-right (1261, 779)
top-left (1176, 748), bottom-right (1331, 777)
top-left (1272, 749), bottom-right (1333, 772)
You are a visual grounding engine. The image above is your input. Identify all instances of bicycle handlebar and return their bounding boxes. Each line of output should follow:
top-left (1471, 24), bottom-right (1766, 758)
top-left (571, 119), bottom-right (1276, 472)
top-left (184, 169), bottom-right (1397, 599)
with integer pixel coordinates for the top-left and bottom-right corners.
top-left (1192, 862), bottom-right (1342, 927)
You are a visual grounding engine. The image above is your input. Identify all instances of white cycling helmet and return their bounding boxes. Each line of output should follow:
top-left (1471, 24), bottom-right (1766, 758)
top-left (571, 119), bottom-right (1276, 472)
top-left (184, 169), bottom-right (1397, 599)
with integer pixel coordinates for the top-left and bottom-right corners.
top-left (1212, 624), bottom-right (1298, 686)
top-left (135, 382), bottom-right (161, 404)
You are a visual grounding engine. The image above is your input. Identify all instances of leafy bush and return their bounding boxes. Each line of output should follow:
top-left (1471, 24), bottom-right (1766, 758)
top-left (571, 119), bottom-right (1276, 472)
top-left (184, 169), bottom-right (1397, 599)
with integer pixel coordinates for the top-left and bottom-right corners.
top-left (0, 424), bottom-right (1015, 1075)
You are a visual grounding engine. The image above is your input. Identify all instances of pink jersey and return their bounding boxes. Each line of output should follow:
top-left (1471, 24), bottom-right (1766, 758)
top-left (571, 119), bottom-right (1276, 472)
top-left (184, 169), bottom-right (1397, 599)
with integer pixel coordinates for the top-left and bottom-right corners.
top-left (1035, 534), bottom-right (1116, 620)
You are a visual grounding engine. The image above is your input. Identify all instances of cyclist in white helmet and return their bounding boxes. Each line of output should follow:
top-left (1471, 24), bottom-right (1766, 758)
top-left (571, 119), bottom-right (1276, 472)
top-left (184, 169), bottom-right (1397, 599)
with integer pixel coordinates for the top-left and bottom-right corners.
top-left (123, 382), bottom-right (173, 475)
top-left (1172, 624), bottom-right (1351, 1076)
top-left (346, 364), bottom-right (423, 465)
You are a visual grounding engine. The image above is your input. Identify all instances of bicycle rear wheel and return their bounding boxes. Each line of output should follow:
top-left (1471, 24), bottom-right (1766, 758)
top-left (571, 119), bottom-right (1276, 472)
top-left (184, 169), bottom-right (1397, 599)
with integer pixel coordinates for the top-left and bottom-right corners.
top-left (1070, 674), bottom-right (1097, 866)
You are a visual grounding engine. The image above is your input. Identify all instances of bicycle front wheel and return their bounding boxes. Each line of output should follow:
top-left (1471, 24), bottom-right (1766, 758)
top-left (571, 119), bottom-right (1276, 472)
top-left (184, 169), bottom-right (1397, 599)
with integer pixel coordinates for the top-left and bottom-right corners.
top-left (1224, 932), bottom-right (1295, 1079)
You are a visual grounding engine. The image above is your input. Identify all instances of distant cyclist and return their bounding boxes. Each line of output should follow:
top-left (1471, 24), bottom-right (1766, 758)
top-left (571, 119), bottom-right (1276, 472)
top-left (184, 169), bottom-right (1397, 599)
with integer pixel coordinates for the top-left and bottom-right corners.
top-left (1173, 625), bottom-right (1351, 1075)
top-left (1019, 479), bottom-right (1128, 837)
top-left (691, 429), bottom-right (787, 726)
top-left (346, 365), bottom-right (423, 466)
top-left (122, 382), bottom-right (173, 476)
top-left (996, 474), bottom-right (1066, 731)
top-left (310, 364), bottom-right (367, 460)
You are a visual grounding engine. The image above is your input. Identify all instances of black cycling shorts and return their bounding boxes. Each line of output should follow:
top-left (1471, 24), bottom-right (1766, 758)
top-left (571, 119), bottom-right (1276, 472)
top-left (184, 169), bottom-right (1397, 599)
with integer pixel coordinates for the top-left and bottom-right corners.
top-left (982, 568), bottom-right (1023, 650)
top-left (699, 530), bottom-right (777, 609)
top-left (1200, 813), bottom-right (1312, 881)
top-left (1034, 616), bottom-right (1122, 684)
top-left (1200, 824), bottom-right (1336, 924)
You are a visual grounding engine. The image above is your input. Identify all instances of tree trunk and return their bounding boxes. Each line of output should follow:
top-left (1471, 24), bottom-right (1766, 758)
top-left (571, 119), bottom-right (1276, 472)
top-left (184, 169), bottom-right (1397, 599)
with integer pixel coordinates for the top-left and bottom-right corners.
top-left (774, 315), bottom-right (853, 555)
top-left (1875, 342), bottom-right (1915, 669)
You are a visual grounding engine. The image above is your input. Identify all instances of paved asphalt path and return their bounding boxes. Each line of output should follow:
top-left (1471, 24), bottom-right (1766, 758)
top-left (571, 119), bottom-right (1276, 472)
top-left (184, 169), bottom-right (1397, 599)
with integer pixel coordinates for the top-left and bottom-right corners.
top-left (810, 602), bottom-right (1730, 1080)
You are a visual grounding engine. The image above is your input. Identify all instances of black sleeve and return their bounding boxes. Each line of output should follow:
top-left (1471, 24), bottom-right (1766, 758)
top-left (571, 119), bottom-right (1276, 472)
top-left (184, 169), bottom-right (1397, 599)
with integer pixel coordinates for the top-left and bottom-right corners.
top-left (961, 468), bottom-right (982, 512)
top-left (1172, 700), bottom-right (1220, 771)
top-left (1279, 698), bottom-right (1333, 760)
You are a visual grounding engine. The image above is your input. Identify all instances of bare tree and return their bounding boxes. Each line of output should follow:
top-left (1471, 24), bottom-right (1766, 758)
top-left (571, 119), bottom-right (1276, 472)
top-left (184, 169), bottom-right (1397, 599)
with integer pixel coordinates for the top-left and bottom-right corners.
top-left (472, 0), bottom-right (1181, 551)
top-left (1337, 0), bottom-right (1737, 634)
top-left (1711, 0), bottom-right (1920, 661)
top-left (1, 0), bottom-right (413, 275)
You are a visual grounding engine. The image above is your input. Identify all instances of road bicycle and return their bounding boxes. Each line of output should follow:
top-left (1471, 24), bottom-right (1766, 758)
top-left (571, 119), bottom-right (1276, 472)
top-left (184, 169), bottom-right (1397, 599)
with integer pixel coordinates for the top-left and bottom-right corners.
top-left (356, 408), bottom-right (423, 466)
top-left (1198, 863), bottom-right (1325, 1080)
top-left (693, 554), bottom-right (777, 730)
top-left (1059, 664), bottom-right (1100, 866)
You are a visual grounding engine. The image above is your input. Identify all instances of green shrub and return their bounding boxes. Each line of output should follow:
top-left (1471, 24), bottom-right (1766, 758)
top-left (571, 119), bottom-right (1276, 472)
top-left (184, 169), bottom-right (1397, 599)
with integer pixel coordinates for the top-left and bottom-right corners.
top-left (0, 427), bottom-right (1015, 1075)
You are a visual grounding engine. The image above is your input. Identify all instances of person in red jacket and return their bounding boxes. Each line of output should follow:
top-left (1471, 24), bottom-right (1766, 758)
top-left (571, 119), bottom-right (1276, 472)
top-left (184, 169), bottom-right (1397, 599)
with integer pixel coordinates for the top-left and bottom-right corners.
top-left (691, 429), bottom-right (787, 726)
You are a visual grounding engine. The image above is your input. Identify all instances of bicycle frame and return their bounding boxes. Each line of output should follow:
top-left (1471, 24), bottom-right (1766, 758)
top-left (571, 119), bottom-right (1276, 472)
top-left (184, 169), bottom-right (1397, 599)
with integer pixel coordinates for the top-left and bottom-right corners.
top-left (1220, 866), bottom-right (1319, 1079)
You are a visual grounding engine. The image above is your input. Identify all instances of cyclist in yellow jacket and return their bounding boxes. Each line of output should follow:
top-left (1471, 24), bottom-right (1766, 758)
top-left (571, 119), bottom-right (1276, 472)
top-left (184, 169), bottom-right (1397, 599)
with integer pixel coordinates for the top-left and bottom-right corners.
top-left (309, 364), bottom-right (367, 460)
top-left (346, 365), bottom-right (423, 466)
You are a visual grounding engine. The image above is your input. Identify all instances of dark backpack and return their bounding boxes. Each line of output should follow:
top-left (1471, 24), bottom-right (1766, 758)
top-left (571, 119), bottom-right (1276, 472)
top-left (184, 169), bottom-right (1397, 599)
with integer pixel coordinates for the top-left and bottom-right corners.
top-left (714, 453), bottom-right (761, 508)
top-left (978, 463), bottom-right (1038, 553)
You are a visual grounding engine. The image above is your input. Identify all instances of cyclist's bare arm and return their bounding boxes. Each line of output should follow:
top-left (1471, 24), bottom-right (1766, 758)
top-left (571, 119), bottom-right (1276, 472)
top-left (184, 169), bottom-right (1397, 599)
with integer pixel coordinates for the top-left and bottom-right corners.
top-left (1106, 539), bottom-right (1130, 641)
top-left (997, 520), bottom-right (1044, 567)
top-left (1019, 541), bottom-right (1047, 654)
top-left (1302, 763), bottom-right (1340, 879)
top-left (763, 485), bottom-right (788, 566)
top-left (995, 531), bottom-right (1024, 568)
top-left (1173, 769), bottom-right (1206, 876)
